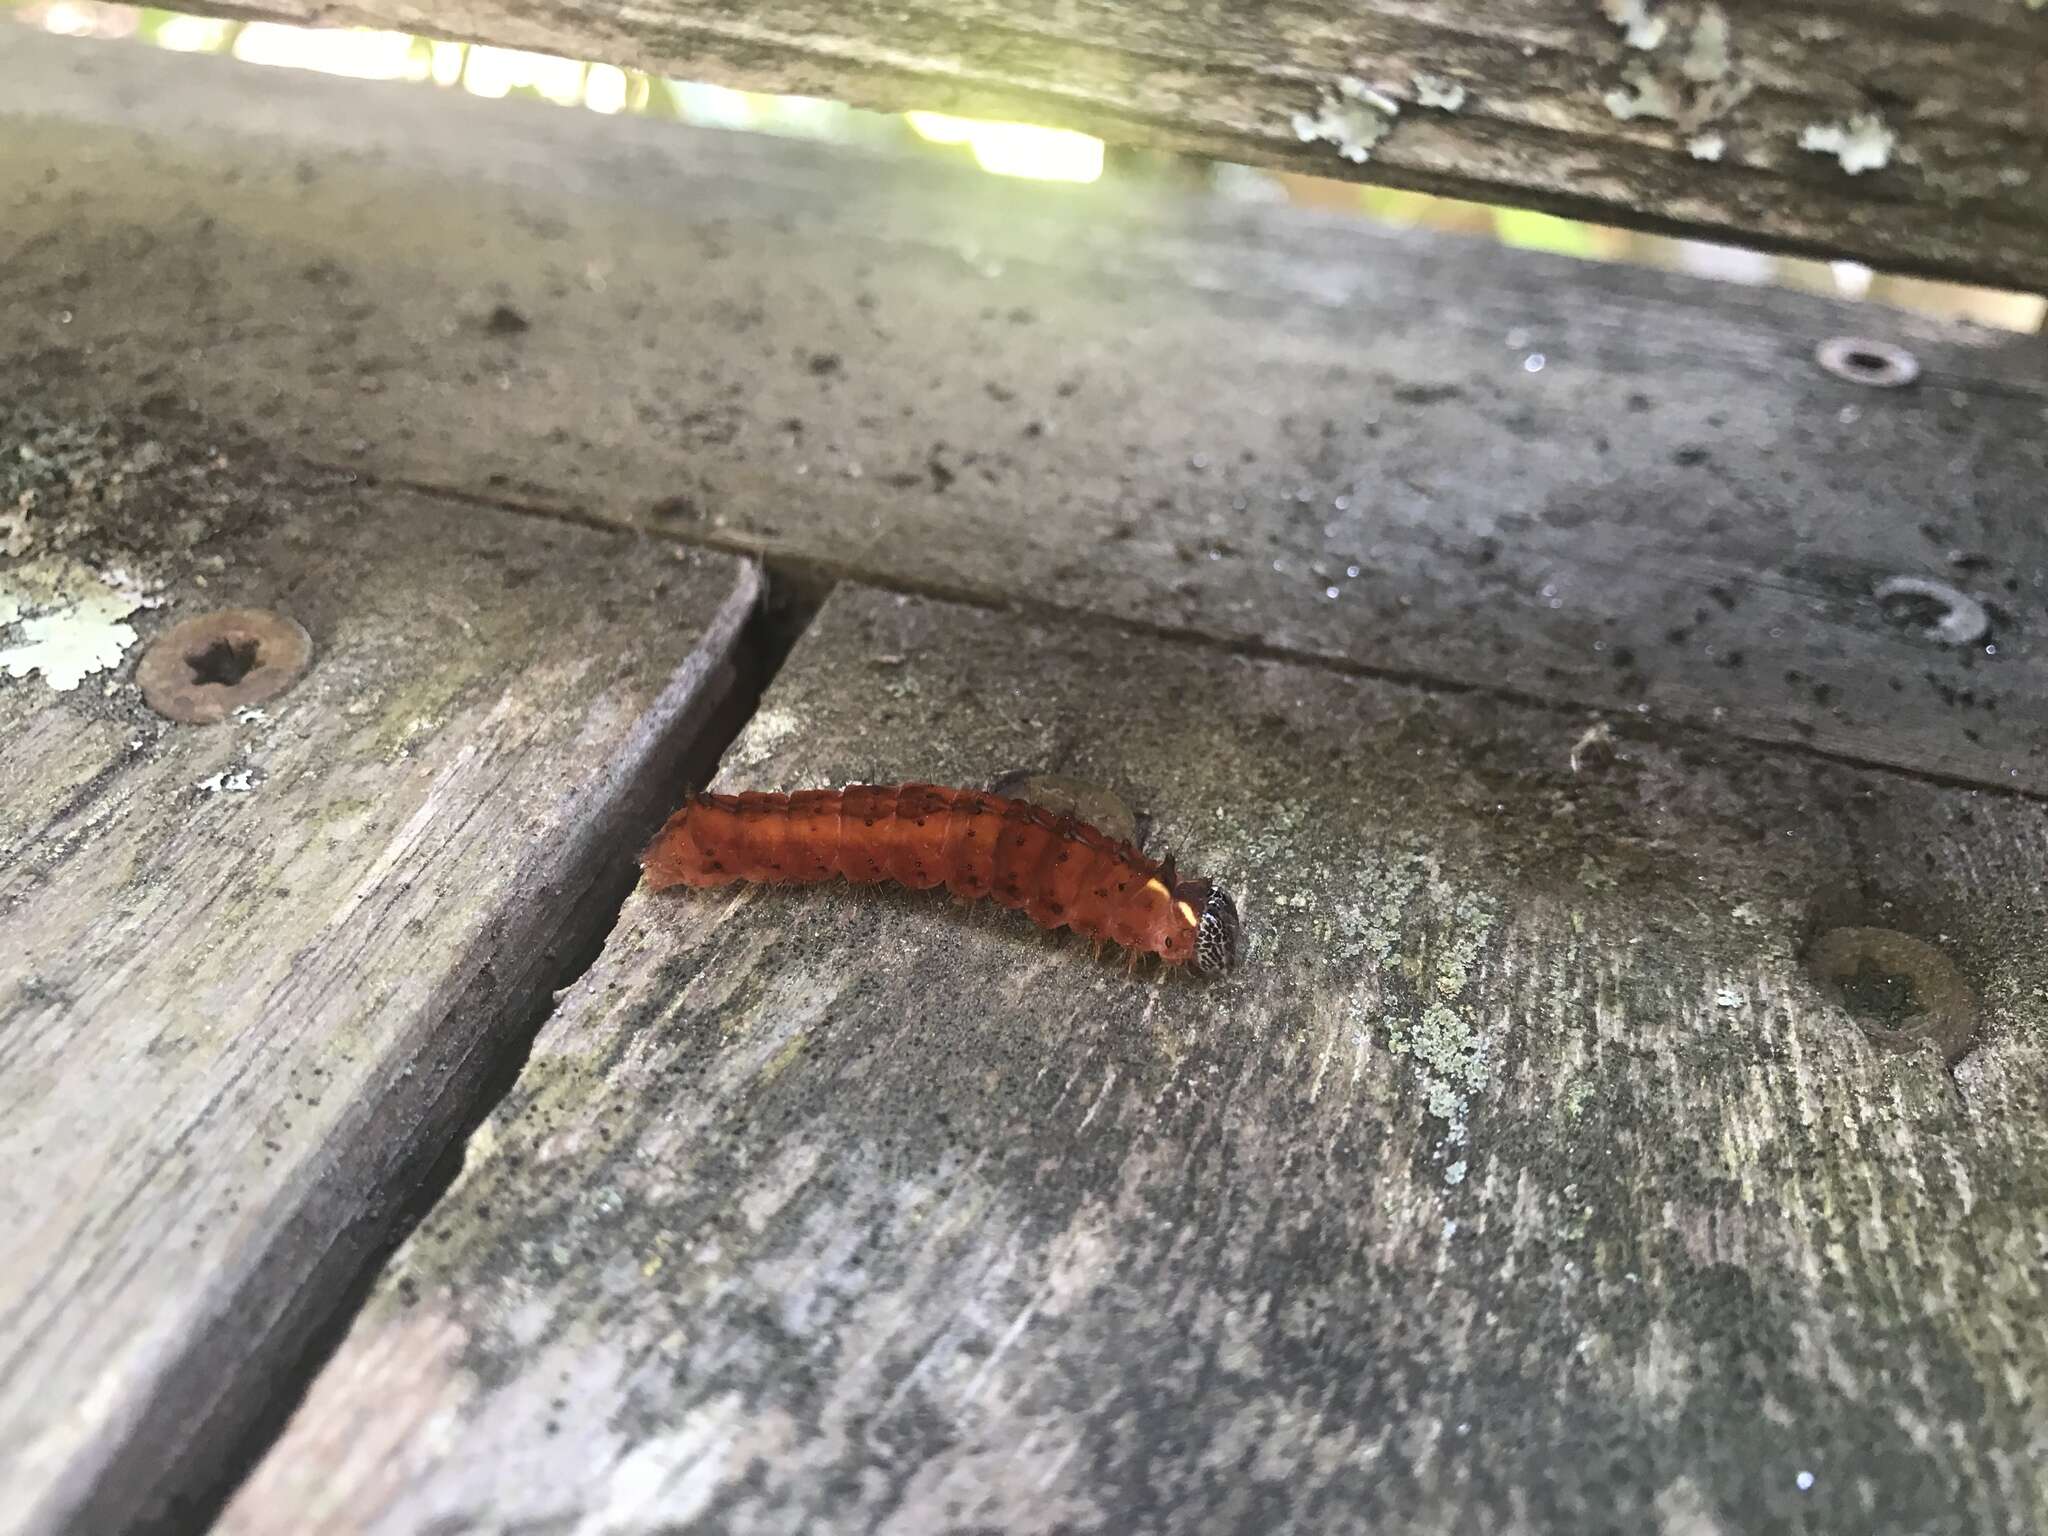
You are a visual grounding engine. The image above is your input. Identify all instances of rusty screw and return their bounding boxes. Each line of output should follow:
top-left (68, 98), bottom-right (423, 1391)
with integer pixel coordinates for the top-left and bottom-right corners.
top-left (1816, 337), bottom-right (1919, 389)
top-left (1807, 926), bottom-right (1979, 1065)
top-left (137, 607), bottom-right (312, 724)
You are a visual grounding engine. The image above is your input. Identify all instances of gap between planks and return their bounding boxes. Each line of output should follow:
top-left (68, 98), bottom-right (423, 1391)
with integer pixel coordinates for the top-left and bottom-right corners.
top-left (160, 578), bottom-right (821, 1536)
top-left (357, 467), bottom-right (2048, 813)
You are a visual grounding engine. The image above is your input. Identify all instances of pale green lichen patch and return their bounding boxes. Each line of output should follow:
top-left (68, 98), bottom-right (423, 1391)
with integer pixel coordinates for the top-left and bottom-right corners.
top-left (1410, 1001), bottom-right (1487, 1130)
top-left (1799, 114), bottom-right (1895, 175)
top-left (1379, 876), bottom-right (1497, 1176)
top-left (1602, 0), bottom-right (1669, 50)
top-left (0, 558), bottom-right (158, 692)
top-left (1411, 72), bottom-right (1467, 112)
top-left (0, 591), bottom-right (139, 690)
top-left (1680, 5), bottom-right (1731, 83)
top-left (1599, 3), bottom-right (1753, 131)
top-left (1561, 1077), bottom-right (1595, 1122)
top-left (196, 766), bottom-right (256, 794)
top-left (1428, 885), bottom-right (1495, 1001)
top-left (1292, 78), bottom-right (1400, 164)
top-left (1328, 844), bottom-right (1428, 970)
top-left (1603, 67), bottom-right (1681, 122)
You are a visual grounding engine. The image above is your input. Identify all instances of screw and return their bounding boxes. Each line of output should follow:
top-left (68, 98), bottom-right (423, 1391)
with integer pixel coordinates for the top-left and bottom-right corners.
top-left (1807, 927), bottom-right (1978, 1065)
top-left (137, 608), bottom-right (313, 724)
top-left (1815, 337), bottom-right (1919, 389)
top-left (1873, 576), bottom-right (1989, 647)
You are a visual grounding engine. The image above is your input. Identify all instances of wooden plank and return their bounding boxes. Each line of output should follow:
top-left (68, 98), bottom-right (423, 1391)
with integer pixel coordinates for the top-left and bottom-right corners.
top-left (223, 584), bottom-right (2048, 1535)
top-left (159, 0), bottom-right (2048, 293)
top-left (5, 32), bottom-right (2046, 803)
top-left (0, 403), bottom-right (760, 1535)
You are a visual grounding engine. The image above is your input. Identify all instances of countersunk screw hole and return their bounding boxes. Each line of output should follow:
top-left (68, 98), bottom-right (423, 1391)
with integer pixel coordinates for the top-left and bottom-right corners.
top-left (1872, 576), bottom-right (1988, 647)
top-left (1832, 960), bottom-right (1920, 1033)
top-left (187, 637), bottom-right (261, 687)
top-left (1878, 590), bottom-right (1951, 631)
top-left (138, 607), bottom-right (313, 725)
top-left (1806, 926), bottom-right (1979, 1066)
top-left (1816, 336), bottom-right (1919, 388)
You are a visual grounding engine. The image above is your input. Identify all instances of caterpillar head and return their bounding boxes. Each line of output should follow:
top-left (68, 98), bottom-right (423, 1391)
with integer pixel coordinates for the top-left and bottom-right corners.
top-left (1184, 882), bottom-right (1242, 976)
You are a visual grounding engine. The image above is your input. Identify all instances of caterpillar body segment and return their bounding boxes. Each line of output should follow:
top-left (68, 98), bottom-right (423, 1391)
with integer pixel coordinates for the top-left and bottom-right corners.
top-left (641, 782), bottom-right (1240, 975)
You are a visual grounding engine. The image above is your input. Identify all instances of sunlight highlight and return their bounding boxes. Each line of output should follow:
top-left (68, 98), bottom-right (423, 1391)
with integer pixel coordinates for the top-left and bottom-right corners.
top-left (428, 40), bottom-right (465, 87)
top-left (232, 24), bottom-right (424, 81)
top-left (34, 4), bottom-right (90, 35)
top-left (155, 14), bottom-right (233, 52)
top-left (907, 112), bottom-right (1104, 183)
top-left (462, 45), bottom-right (585, 103)
top-left (583, 62), bottom-right (628, 115)
top-left (903, 110), bottom-right (972, 146)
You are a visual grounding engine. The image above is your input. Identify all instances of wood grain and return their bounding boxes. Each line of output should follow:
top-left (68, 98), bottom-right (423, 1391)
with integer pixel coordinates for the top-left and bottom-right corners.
top-left (169, 0), bottom-right (2048, 292)
top-left (5, 32), bottom-right (2046, 802)
top-left (226, 586), bottom-right (2048, 1535)
top-left (0, 406), bottom-right (759, 1535)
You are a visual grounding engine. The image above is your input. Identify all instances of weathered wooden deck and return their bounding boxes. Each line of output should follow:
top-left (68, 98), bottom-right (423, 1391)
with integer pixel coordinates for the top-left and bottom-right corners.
top-left (3, 24), bottom-right (2046, 1536)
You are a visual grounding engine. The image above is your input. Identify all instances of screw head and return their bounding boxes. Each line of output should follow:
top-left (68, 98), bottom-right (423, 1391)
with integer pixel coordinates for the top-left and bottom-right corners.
top-left (1873, 576), bottom-right (1989, 648)
top-left (136, 607), bottom-right (313, 724)
top-left (1816, 336), bottom-right (1919, 389)
top-left (1807, 926), bottom-right (1978, 1066)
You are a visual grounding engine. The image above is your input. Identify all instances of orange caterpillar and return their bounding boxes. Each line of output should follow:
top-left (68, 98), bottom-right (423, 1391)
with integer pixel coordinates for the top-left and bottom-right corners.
top-left (641, 783), bottom-right (1241, 974)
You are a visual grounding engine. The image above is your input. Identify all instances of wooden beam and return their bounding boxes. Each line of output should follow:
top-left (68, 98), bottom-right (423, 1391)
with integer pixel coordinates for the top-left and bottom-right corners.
top-left (182, 0), bottom-right (2048, 293)
top-left (223, 585), bottom-right (2048, 1535)
top-left (0, 408), bottom-right (760, 1535)
top-left (8, 32), bottom-right (2047, 803)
